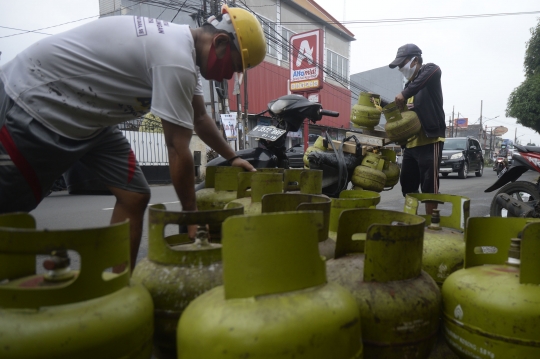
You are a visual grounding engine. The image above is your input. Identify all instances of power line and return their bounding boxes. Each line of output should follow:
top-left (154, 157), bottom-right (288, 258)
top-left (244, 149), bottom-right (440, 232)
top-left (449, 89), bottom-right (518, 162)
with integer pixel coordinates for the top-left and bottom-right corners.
top-left (236, 0), bottom-right (388, 102)
top-left (0, 0), bottom-right (388, 102)
top-left (279, 10), bottom-right (540, 26)
top-left (0, 0), bottom-right (149, 39)
top-left (0, 26), bottom-right (51, 36)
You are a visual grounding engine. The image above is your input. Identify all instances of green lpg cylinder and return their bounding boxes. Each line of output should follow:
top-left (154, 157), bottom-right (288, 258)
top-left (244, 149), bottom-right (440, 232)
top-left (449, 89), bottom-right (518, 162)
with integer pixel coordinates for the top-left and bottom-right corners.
top-left (380, 149), bottom-right (400, 188)
top-left (328, 189), bottom-right (381, 241)
top-left (351, 152), bottom-right (387, 192)
top-left (383, 102), bottom-right (422, 144)
top-left (404, 193), bottom-right (470, 287)
top-left (196, 166), bottom-right (244, 210)
top-left (442, 218), bottom-right (540, 359)
top-left (132, 204), bottom-right (243, 359)
top-left (303, 146), bottom-right (325, 168)
top-left (177, 211), bottom-right (363, 359)
top-left (0, 213), bottom-right (154, 359)
top-left (283, 168), bottom-right (323, 194)
top-left (225, 172), bottom-right (284, 215)
top-left (261, 193), bottom-right (333, 259)
top-left (382, 159), bottom-right (400, 187)
top-left (327, 209), bottom-right (441, 359)
top-left (351, 92), bottom-right (382, 130)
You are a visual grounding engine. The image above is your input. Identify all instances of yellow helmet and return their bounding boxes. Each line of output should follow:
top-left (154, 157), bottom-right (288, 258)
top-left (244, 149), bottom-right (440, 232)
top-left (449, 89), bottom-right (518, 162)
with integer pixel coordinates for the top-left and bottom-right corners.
top-left (208, 5), bottom-right (267, 70)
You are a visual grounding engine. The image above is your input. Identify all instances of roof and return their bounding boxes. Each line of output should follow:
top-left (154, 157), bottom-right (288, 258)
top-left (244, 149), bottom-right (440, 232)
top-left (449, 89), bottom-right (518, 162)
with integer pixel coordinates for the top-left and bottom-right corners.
top-left (284, 0), bottom-right (355, 41)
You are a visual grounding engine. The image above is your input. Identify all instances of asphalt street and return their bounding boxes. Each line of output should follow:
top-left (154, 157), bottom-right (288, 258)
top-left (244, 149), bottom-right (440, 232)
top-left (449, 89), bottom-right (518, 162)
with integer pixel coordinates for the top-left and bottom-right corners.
top-left (30, 167), bottom-right (538, 267)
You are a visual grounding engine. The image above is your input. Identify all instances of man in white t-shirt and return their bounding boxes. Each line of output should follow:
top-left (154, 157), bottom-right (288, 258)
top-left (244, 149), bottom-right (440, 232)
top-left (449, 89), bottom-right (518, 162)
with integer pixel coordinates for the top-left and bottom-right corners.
top-left (0, 5), bottom-right (266, 271)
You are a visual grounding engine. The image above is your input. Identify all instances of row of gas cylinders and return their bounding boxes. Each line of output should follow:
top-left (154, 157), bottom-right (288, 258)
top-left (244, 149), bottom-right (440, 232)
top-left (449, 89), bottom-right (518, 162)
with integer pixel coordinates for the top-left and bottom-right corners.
top-left (1, 171), bottom-right (540, 358)
top-left (350, 92), bottom-right (422, 144)
top-left (304, 137), bottom-right (401, 192)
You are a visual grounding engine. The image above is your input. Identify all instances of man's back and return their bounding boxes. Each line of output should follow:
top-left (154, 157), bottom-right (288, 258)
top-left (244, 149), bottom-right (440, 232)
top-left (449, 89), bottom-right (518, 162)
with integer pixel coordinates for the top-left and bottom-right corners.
top-left (0, 16), bottom-right (201, 139)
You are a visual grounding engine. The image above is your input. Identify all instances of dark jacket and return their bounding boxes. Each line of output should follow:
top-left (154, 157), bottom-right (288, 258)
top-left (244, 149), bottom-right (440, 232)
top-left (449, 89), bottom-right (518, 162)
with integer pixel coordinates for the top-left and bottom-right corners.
top-left (401, 63), bottom-right (446, 138)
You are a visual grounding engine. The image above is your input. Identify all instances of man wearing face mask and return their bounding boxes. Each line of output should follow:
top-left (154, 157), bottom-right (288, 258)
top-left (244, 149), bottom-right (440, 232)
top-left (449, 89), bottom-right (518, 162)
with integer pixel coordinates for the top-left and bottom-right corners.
top-left (0, 5), bottom-right (266, 270)
top-left (389, 44), bottom-right (445, 215)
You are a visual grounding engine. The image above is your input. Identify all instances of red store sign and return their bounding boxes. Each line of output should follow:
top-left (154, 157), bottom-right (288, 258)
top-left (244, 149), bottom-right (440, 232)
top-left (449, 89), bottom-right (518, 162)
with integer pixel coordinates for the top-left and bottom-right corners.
top-left (289, 29), bottom-right (323, 92)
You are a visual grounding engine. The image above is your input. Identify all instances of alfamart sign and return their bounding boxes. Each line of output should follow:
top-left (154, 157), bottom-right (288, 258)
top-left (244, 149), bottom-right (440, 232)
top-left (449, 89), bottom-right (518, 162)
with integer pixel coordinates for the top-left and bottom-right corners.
top-left (289, 29), bottom-right (323, 92)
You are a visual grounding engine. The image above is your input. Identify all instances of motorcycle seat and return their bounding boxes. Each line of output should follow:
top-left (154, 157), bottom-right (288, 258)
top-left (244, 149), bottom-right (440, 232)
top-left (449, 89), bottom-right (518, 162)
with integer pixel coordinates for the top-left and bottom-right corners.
top-left (514, 144), bottom-right (540, 153)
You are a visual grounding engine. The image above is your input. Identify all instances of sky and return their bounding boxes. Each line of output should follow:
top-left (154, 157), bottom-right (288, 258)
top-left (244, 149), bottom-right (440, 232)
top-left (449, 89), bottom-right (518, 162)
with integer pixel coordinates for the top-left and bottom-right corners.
top-left (1, 0), bottom-right (540, 145)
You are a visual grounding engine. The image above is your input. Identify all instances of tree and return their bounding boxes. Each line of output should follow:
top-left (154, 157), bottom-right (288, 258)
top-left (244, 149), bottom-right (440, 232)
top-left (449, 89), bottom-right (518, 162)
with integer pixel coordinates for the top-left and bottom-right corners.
top-left (527, 142), bottom-right (537, 146)
top-left (525, 20), bottom-right (540, 77)
top-left (506, 19), bottom-right (540, 134)
top-left (506, 74), bottom-right (540, 133)
top-left (139, 112), bottom-right (163, 133)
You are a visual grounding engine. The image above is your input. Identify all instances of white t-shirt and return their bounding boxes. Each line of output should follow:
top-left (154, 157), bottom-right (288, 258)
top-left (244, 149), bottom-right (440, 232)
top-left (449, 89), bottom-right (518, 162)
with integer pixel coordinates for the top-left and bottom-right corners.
top-left (0, 16), bottom-right (203, 139)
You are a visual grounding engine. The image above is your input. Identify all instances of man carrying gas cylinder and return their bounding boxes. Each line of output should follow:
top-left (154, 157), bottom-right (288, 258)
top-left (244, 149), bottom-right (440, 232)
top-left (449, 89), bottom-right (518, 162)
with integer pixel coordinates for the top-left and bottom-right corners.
top-left (389, 44), bottom-right (446, 215)
top-left (0, 5), bottom-right (264, 270)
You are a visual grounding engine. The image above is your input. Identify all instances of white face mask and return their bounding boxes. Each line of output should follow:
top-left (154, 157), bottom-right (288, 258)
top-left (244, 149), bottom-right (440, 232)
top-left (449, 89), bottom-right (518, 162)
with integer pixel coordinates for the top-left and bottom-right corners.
top-left (398, 58), bottom-right (417, 80)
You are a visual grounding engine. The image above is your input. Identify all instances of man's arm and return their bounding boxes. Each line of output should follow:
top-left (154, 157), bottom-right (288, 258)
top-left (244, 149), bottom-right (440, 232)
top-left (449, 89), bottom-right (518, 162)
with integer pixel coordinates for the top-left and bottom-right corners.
top-left (396, 64), bottom-right (441, 109)
top-left (401, 64), bottom-right (441, 100)
top-left (192, 95), bottom-right (255, 171)
top-left (161, 120), bottom-right (197, 212)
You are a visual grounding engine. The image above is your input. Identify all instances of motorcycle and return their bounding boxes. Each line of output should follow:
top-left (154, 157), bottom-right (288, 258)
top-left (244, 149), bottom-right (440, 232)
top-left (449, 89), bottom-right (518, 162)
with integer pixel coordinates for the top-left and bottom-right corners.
top-left (196, 94), bottom-right (363, 197)
top-left (494, 156), bottom-right (507, 176)
top-left (485, 144), bottom-right (540, 217)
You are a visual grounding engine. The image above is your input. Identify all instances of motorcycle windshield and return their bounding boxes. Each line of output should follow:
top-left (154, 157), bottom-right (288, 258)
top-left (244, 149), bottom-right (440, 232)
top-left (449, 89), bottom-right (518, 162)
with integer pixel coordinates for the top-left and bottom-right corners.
top-left (269, 97), bottom-right (303, 114)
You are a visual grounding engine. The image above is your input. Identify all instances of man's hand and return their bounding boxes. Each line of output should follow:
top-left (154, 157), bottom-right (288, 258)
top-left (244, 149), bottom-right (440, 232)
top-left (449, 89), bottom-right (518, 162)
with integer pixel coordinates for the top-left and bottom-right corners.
top-left (231, 157), bottom-right (256, 172)
top-left (395, 92), bottom-right (406, 110)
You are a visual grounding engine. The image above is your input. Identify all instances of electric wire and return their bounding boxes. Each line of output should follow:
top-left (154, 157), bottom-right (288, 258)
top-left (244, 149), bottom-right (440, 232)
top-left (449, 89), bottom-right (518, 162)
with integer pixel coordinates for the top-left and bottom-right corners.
top-left (0, 0), bottom-right (204, 39)
top-left (235, 0), bottom-right (384, 102)
top-left (0, 0), bottom-right (149, 39)
top-left (170, 0), bottom-right (191, 23)
top-left (0, 0), bottom-right (385, 104)
top-left (0, 26), bottom-right (51, 36)
top-left (279, 10), bottom-right (540, 26)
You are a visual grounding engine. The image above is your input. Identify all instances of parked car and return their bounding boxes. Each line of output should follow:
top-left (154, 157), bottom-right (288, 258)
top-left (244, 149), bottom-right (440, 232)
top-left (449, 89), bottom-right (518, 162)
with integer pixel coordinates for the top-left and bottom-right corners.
top-left (285, 144), bottom-right (305, 168)
top-left (439, 137), bottom-right (484, 179)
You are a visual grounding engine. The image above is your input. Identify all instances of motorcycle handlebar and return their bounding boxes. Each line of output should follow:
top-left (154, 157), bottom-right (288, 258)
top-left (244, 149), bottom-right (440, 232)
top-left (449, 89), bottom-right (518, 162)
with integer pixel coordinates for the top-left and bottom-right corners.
top-left (320, 109), bottom-right (339, 117)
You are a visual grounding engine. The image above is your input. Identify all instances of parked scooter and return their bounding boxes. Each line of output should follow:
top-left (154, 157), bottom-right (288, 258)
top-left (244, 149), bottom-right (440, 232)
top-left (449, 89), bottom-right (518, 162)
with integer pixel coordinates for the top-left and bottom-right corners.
top-left (485, 144), bottom-right (540, 217)
top-left (196, 94), bottom-right (361, 197)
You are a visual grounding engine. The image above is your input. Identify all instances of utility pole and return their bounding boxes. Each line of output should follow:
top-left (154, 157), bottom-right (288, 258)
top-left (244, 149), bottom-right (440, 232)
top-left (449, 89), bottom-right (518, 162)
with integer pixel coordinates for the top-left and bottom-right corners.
top-left (479, 100), bottom-right (483, 137)
top-left (455, 112), bottom-right (460, 137)
top-left (243, 70), bottom-right (249, 149)
top-left (489, 127), bottom-right (495, 159)
top-left (451, 106), bottom-right (454, 138)
top-left (514, 128), bottom-right (517, 144)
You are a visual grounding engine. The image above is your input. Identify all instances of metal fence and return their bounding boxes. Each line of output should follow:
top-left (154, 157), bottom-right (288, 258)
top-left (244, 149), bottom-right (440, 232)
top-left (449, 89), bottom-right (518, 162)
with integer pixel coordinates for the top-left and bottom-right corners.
top-left (119, 118), bottom-right (169, 166)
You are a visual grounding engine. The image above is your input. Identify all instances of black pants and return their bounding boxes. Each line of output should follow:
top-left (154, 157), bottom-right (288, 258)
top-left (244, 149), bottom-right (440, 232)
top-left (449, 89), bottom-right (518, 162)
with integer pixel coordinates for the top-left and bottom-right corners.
top-left (400, 142), bottom-right (443, 197)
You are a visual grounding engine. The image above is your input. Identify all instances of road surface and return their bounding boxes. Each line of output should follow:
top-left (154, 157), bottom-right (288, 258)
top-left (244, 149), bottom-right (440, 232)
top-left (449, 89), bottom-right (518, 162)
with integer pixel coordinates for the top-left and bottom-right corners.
top-left (30, 167), bottom-right (537, 266)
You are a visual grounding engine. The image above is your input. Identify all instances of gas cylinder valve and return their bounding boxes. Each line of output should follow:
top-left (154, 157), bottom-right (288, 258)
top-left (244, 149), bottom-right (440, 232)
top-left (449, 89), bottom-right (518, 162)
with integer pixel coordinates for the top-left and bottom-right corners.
top-left (428, 209), bottom-right (442, 230)
top-left (194, 225), bottom-right (210, 247)
top-left (43, 249), bottom-right (75, 282)
top-left (506, 237), bottom-right (521, 267)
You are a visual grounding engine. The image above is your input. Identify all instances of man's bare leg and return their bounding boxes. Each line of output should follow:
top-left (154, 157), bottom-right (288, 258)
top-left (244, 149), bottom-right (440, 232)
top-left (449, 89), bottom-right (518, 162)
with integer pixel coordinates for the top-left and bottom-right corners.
top-left (107, 186), bottom-right (150, 273)
top-left (425, 201), bottom-right (438, 216)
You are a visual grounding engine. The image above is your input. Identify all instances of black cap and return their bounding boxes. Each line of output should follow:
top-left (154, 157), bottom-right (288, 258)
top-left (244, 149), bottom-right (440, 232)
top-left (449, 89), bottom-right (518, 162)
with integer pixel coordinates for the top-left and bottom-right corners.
top-left (389, 44), bottom-right (422, 68)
